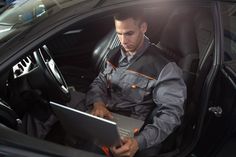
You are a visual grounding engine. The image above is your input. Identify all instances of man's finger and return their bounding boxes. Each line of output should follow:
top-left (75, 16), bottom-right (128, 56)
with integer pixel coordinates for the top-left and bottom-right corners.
top-left (96, 110), bottom-right (104, 117)
top-left (91, 109), bottom-right (95, 115)
top-left (121, 137), bottom-right (129, 144)
top-left (106, 111), bottom-right (113, 119)
top-left (111, 144), bottom-right (129, 155)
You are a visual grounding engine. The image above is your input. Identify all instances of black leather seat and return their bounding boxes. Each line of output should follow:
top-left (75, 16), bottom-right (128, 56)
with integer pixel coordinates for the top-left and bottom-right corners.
top-left (157, 10), bottom-right (199, 96)
top-left (155, 8), bottom-right (214, 154)
top-left (90, 9), bottom-right (213, 156)
top-left (92, 29), bottom-right (120, 73)
top-left (90, 9), bottom-right (200, 154)
top-left (154, 10), bottom-right (200, 153)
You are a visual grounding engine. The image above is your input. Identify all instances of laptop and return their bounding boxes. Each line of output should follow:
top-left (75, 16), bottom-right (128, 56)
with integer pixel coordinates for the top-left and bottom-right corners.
top-left (49, 101), bottom-right (144, 147)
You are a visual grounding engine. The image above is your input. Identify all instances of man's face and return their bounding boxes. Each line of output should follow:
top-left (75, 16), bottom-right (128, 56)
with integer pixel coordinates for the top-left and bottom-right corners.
top-left (115, 18), bottom-right (147, 53)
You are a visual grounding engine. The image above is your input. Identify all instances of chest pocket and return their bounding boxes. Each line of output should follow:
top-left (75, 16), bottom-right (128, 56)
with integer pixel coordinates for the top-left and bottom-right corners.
top-left (121, 73), bottom-right (150, 103)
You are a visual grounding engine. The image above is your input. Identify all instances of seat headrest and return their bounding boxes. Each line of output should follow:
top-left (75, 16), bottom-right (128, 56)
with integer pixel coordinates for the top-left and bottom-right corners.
top-left (92, 29), bottom-right (119, 72)
top-left (159, 11), bottom-right (199, 59)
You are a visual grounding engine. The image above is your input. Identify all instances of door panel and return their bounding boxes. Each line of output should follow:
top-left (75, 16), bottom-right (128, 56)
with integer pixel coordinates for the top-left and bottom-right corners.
top-left (193, 65), bottom-right (236, 157)
top-left (0, 123), bottom-right (105, 157)
top-left (192, 2), bottom-right (236, 157)
top-left (211, 62), bottom-right (236, 157)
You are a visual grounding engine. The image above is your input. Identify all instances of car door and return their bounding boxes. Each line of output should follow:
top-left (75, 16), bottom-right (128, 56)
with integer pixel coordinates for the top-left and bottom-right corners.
top-left (191, 1), bottom-right (236, 157)
top-left (214, 2), bottom-right (236, 157)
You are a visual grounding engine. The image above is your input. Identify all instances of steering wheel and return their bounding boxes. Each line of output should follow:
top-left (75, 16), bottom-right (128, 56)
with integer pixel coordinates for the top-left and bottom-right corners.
top-left (32, 45), bottom-right (70, 102)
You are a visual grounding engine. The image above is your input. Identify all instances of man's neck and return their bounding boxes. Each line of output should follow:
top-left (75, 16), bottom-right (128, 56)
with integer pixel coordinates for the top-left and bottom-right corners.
top-left (126, 51), bottom-right (135, 56)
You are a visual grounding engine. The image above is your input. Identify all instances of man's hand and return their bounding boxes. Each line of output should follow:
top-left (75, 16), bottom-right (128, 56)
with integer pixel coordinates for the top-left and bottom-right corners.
top-left (111, 138), bottom-right (139, 157)
top-left (91, 101), bottom-right (113, 119)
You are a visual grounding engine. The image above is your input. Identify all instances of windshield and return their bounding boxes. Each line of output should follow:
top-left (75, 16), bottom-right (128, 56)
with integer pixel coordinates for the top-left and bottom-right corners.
top-left (0, 0), bottom-right (87, 44)
top-left (0, 0), bottom-right (46, 25)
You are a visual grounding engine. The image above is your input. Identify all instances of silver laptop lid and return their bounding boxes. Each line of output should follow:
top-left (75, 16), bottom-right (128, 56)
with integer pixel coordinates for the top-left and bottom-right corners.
top-left (50, 101), bottom-right (121, 147)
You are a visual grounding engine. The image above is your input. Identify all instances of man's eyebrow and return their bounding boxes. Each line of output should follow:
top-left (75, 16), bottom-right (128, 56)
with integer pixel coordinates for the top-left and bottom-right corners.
top-left (116, 31), bottom-right (134, 35)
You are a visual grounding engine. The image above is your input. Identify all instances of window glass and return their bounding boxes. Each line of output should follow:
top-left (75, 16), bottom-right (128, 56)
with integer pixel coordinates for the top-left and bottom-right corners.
top-left (0, 0), bottom-right (87, 44)
top-left (221, 3), bottom-right (236, 61)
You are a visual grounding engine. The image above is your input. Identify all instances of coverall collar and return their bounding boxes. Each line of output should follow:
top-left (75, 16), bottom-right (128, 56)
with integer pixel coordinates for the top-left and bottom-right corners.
top-left (120, 36), bottom-right (151, 64)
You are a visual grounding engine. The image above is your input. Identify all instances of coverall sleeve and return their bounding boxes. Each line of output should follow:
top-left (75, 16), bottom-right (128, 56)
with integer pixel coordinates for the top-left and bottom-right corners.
top-left (85, 64), bottom-right (109, 106)
top-left (135, 62), bottom-right (187, 150)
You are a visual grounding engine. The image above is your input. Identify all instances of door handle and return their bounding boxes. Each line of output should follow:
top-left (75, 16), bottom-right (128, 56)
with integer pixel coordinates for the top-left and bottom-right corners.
top-left (208, 106), bottom-right (223, 117)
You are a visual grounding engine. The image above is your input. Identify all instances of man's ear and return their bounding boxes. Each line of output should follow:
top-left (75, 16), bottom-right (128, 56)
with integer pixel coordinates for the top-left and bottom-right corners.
top-left (140, 22), bottom-right (148, 34)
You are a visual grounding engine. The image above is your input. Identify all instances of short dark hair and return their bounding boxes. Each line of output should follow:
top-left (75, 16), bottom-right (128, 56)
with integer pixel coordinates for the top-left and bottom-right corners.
top-left (113, 8), bottom-right (145, 25)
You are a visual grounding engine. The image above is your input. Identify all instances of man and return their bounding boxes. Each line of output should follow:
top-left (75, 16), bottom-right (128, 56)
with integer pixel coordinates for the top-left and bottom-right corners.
top-left (85, 9), bottom-right (186, 157)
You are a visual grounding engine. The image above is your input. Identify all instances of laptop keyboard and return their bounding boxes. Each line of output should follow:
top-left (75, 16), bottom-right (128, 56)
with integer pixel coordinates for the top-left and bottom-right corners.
top-left (118, 127), bottom-right (132, 138)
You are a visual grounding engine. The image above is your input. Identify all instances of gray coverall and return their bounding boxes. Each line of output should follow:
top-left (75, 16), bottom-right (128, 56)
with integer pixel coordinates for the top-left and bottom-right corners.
top-left (86, 37), bottom-right (187, 150)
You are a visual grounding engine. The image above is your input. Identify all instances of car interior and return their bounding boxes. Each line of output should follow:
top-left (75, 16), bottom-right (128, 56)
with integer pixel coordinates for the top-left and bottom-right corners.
top-left (0, 2), bottom-right (215, 156)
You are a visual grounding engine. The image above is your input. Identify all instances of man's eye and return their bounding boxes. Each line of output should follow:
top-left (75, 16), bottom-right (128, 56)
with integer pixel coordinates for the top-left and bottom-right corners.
top-left (126, 32), bottom-right (134, 36)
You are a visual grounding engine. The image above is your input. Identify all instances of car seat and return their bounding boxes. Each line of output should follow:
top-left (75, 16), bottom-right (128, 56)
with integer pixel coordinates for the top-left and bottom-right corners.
top-left (90, 7), bottom-right (214, 156)
top-left (90, 9), bottom-right (199, 156)
top-left (155, 8), bottom-right (214, 154)
top-left (129, 9), bottom-right (199, 155)
top-left (157, 10), bottom-right (199, 96)
top-left (92, 29), bottom-right (120, 73)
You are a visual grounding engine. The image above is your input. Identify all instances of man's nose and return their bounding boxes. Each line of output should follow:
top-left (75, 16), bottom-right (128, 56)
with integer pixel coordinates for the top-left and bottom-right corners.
top-left (121, 35), bottom-right (127, 44)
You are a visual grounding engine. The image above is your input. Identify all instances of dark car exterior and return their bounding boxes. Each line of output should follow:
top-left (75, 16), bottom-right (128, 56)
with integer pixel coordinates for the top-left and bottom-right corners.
top-left (0, 0), bottom-right (235, 157)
